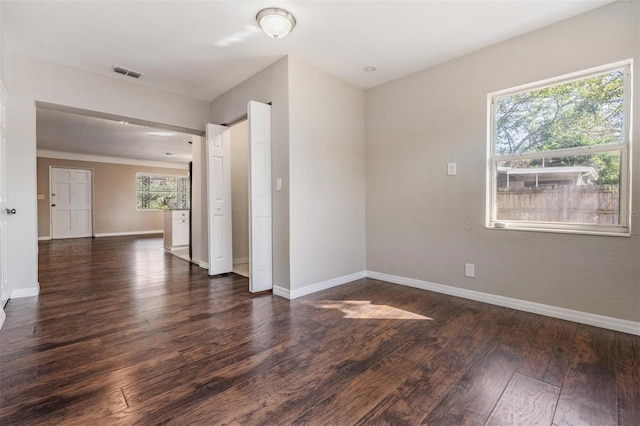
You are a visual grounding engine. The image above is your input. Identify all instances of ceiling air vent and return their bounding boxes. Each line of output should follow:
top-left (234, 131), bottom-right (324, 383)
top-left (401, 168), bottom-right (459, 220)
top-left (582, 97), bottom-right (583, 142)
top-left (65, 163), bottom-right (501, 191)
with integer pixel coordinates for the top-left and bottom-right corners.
top-left (112, 65), bottom-right (143, 79)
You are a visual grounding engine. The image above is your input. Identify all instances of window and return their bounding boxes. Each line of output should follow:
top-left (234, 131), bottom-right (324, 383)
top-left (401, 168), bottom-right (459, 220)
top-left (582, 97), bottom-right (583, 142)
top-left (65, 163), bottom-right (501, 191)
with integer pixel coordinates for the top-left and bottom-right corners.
top-left (136, 173), bottom-right (190, 210)
top-left (487, 61), bottom-right (632, 235)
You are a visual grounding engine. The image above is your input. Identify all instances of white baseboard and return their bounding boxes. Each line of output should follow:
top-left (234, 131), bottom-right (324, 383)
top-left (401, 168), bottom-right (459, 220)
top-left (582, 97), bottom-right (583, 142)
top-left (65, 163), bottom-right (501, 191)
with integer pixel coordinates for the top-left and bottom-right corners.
top-left (94, 230), bottom-right (163, 238)
top-left (38, 236), bottom-right (51, 241)
top-left (273, 285), bottom-right (290, 299)
top-left (366, 270), bottom-right (640, 336)
top-left (233, 257), bottom-right (249, 265)
top-left (277, 271), bottom-right (367, 300)
top-left (190, 260), bottom-right (209, 270)
top-left (0, 309), bottom-right (5, 331)
top-left (11, 285), bottom-right (40, 299)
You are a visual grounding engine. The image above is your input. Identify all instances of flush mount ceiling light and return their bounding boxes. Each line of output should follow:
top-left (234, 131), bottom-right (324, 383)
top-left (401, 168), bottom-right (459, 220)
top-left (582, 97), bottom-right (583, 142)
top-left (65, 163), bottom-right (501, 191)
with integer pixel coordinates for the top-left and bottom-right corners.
top-left (256, 8), bottom-right (296, 39)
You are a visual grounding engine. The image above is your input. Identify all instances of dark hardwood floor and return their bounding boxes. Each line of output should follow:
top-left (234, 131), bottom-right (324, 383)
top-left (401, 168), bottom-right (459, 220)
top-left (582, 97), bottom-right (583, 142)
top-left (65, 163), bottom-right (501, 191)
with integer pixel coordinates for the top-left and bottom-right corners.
top-left (1, 235), bottom-right (638, 425)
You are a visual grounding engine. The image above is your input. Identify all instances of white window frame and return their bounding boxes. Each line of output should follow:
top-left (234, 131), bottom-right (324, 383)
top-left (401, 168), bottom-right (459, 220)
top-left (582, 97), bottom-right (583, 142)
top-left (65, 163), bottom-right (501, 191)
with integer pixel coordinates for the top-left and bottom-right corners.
top-left (135, 172), bottom-right (189, 211)
top-left (486, 60), bottom-right (633, 236)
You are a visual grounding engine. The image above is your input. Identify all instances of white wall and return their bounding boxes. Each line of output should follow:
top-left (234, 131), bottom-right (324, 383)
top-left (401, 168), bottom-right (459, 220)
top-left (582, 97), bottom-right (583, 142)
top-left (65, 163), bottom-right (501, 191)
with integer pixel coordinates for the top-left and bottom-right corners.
top-left (8, 55), bottom-right (208, 130)
top-left (365, 1), bottom-right (640, 322)
top-left (0, 1), bottom-right (5, 84)
top-left (230, 120), bottom-right (249, 263)
top-left (0, 0), bottom-right (6, 326)
top-left (288, 57), bottom-right (366, 290)
top-left (4, 53), bottom-right (209, 294)
top-left (209, 57), bottom-right (290, 289)
top-left (5, 94), bottom-right (37, 295)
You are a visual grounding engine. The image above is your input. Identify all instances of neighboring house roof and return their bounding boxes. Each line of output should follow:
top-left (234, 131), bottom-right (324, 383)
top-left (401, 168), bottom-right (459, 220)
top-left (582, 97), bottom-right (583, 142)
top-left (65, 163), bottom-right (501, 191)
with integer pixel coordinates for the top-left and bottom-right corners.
top-left (497, 166), bottom-right (598, 185)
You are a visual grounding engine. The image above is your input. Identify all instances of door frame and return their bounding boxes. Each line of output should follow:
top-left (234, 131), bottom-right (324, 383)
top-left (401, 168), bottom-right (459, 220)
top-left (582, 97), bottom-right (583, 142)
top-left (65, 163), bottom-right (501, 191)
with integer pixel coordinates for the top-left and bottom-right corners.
top-left (0, 81), bottom-right (7, 329)
top-left (206, 101), bottom-right (273, 293)
top-left (49, 166), bottom-right (95, 240)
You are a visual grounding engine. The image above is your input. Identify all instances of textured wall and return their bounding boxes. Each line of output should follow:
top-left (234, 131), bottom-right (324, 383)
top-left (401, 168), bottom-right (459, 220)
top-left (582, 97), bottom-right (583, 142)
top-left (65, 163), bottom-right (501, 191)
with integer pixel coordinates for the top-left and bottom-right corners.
top-left (37, 157), bottom-right (187, 237)
top-left (365, 1), bottom-right (639, 321)
top-left (230, 120), bottom-right (249, 263)
top-left (288, 57), bottom-right (366, 290)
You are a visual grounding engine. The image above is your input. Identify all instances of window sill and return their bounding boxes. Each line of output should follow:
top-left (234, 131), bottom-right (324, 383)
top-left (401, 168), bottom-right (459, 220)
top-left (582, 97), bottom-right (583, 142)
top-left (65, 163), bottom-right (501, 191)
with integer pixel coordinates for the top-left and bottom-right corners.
top-left (486, 223), bottom-right (631, 238)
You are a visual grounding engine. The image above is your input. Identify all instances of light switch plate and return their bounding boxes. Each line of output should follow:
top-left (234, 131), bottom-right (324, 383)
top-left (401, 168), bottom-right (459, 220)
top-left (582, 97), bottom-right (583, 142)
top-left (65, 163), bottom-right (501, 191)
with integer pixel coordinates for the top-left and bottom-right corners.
top-left (37, 194), bottom-right (45, 200)
top-left (465, 263), bottom-right (475, 278)
top-left (447, 163), bottom-right (457, 176)
top-left (276, 178), bottom-right (282, 191)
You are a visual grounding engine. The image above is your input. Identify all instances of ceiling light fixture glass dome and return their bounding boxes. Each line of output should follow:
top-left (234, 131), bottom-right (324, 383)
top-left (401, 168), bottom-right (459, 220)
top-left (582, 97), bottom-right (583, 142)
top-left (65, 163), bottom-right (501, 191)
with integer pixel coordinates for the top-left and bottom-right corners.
top-left (256, 8), bottom-right (296, 39)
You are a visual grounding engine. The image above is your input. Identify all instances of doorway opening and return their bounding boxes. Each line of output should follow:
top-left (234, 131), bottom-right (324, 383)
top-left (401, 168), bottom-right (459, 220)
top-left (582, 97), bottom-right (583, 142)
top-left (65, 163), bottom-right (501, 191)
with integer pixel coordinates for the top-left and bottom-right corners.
top-left (229, 120), bottom-right (249, 277)
top-left (36, 104), bottom-right (198, 243)
top-left (35, 102), bottom-right (203, 283)
top-left (206, 101), bottom-right (272, 293)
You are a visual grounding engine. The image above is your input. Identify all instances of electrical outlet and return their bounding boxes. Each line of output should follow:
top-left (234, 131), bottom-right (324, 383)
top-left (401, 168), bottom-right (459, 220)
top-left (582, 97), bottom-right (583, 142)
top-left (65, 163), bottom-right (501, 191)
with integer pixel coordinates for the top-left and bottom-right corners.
top-left (447, 162), bottom-right (457, 176)
top-left (465, 263), bottom-right (475, 278)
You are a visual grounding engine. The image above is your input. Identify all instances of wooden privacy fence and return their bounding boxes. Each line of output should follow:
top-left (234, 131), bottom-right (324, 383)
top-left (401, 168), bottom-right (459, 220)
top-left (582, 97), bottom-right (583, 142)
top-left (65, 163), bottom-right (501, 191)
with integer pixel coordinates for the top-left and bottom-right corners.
top-left (497, 185), bottom-right (620, 225)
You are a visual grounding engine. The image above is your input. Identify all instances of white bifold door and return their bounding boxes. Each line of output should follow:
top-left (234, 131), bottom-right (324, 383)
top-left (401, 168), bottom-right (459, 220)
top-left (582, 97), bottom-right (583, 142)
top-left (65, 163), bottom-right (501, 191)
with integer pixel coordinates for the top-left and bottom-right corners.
top-left (247, 101), bottom-right (272, 292)
top-left (206, 101), bottom-right (272, 293)
top-left (51, 167), bottom-right (93, 239)
top-left (206, 123), bottom-right (233, 276)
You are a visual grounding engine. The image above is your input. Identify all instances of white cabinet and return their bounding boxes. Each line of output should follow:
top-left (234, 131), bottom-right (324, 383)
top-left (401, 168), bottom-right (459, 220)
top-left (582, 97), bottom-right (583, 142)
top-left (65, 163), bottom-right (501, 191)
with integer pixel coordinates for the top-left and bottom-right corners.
top-left (164, 210), bottom-right (189, 250)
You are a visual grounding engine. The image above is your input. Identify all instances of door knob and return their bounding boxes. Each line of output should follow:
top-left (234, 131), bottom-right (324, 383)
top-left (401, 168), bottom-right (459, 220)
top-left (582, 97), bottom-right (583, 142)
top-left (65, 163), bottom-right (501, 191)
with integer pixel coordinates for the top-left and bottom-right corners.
top-left (51, 204), bottom-right (56, 207)
top-left (3, 208), bottom-right (16, 215)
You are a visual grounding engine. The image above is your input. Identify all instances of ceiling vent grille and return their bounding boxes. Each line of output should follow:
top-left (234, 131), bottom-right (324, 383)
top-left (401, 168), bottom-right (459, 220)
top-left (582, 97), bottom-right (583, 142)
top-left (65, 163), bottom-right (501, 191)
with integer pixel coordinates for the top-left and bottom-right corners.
top-left (112, 65), bottom-right (143, 79)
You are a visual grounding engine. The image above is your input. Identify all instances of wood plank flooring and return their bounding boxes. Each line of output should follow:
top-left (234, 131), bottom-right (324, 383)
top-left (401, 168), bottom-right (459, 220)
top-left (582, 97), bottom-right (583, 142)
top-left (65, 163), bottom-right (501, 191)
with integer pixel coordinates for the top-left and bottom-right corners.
top-left (1, 235), bottom-right (638, 425)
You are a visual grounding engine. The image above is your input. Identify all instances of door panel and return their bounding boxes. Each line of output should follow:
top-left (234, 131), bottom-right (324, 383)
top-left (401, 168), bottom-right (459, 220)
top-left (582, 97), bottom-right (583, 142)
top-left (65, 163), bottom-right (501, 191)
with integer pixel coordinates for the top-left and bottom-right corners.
top-left (74, 171), bottom-right (92, 234)
top-left (76, 210), bottom-right (91, 232)
top-left (206, 123), bottom-right (233, 275)
top-left (51, 168), bottom-right (93, 239)
top-left (55, 211), bottom-right (71, 231)
top-left (57, 180), bottom-right (71, 202)
top-left (248, 101), bottom-right (272, 292)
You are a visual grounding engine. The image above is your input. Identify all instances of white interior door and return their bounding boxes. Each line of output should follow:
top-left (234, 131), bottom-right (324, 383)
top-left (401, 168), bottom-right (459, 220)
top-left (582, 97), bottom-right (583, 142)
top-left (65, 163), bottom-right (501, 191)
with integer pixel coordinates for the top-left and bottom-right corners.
top-left (0, 82), bottom-right (8, 328)
top-left (248, 101), bottom-right (272, 292)
top-left (206, 123), bottom-right (233, 275)
top-left (51, 167), bottom-right (93, 239)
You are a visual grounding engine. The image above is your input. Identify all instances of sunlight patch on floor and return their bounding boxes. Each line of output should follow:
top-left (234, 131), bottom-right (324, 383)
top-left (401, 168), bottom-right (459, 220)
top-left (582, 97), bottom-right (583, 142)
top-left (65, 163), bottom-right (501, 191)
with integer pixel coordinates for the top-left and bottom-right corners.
top-left (306, 300), bottom-right (432, 320)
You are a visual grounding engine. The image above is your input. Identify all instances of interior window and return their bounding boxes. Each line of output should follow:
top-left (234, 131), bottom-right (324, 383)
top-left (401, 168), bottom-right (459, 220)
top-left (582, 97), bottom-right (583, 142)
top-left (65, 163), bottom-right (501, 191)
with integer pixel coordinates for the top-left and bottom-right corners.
top-left (136, 173), bottom-right (190, 210)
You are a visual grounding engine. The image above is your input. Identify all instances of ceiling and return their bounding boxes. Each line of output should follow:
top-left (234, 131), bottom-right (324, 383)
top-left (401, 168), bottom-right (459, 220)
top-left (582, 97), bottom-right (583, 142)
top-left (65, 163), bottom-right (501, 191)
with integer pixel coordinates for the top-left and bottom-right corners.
top-left (2, 1), bottom-right (613, 102)
top-left (2, 1), bottom-right (613, 163)
top-left (36, 107), bottom-right (194, 164)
